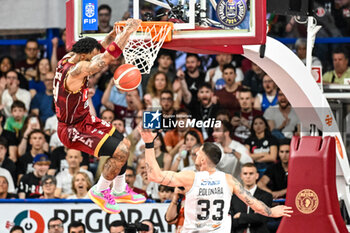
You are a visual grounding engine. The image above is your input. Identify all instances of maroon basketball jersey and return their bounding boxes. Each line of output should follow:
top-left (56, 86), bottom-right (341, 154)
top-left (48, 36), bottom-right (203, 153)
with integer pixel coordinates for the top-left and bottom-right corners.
top-left (53, 56), bottom-right (90, 124)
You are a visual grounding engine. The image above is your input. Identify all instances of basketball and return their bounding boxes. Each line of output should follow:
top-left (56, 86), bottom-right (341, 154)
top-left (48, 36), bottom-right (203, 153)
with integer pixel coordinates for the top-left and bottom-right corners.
top-left (113, 64), bottom-right (142, 92)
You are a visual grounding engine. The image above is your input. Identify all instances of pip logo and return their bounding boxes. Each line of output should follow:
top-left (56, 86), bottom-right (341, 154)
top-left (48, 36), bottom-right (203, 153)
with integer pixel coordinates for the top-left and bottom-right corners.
top-left (13, 210), bottom-right (45, 233)
top-left (143, 110), bottom-right (162, 129)
top-left (325, 115), bottom-right (333, 126)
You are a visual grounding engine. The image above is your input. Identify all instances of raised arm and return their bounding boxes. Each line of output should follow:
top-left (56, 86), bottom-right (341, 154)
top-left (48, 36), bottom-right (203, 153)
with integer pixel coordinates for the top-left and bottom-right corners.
top-left (99, 22), bottom-right (118, 49)
top-left (51, 37), bottom-right (59, 70)
top-left (138, 127), bottom-right (195, 189)
top-left (101, 78), bottom-right (116, 110)
top-left (69, 19), bottom-right (141, 81)
top-left (177, 71), bottom-right (192, 104)
top-left (227, 174), bottom-right (292, 218)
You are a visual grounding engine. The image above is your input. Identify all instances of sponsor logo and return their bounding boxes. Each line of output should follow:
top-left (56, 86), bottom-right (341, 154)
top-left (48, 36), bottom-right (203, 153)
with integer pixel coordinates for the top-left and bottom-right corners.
top-left (295, 189), bottom-right (319, 214)
top-left (201, 180), bottom-right (221, 186)
top-left (325, 114), bottom-right (333, 126)
top-left (216, 0), bottom-right (247, 27)
top-left (212, 223), bottom-right (222, 229)
top-left (6, 207), bottom-right (171, 233)
top-left (54, 71), bottom-right (62, 81)
top-left (82, 0), bottom-right (98, 29)
top-left (316, 7), bottom-right (326, 17)
top-left (91, 115), bottom-right (96, 122)
top-left (85, 3), bottom-right (95, 18)
top-left (83, 88), bottom-right (89, 102)
top-left (68, 128), bottom-right (93, 148)
top-left (13, 210), bottom-right (45, 233)
top-left (84, 100), bottom-right (89, 109)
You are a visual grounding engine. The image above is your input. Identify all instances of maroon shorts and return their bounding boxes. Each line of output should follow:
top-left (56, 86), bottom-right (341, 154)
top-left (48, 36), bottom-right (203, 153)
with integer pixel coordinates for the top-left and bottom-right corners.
top-left (57, 114), bottom-right (115, 157)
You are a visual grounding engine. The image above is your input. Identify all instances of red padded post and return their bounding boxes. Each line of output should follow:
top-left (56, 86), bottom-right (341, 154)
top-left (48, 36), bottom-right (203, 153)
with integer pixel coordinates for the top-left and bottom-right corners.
top-left (66, 0), bottom-right (75, 51)
top-left (277, 136), bottom-right (347, 233)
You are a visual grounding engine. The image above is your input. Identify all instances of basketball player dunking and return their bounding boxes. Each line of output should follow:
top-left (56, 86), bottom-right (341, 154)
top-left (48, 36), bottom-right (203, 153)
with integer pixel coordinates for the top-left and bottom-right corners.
top-left (139, 128), bottom-right (293, 232)
top-left (54, 19), bottom-right (145, 214)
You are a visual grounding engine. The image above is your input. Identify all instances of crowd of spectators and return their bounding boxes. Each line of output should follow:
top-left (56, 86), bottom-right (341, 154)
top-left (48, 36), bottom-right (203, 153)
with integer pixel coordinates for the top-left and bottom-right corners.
top-left (0, 2), bottom-right (349, 232)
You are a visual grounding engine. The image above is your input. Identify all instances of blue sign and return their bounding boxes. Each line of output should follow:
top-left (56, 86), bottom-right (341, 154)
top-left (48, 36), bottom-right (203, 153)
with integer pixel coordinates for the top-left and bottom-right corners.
top-left (143, 110), bottom-right (162, 129)
top-left (82, 0), bottom-right (98, 31)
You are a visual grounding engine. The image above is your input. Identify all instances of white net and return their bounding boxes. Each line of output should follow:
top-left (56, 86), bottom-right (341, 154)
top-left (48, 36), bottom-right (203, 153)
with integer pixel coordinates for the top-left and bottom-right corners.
top-left (117, 23), bottom-right (172, 74)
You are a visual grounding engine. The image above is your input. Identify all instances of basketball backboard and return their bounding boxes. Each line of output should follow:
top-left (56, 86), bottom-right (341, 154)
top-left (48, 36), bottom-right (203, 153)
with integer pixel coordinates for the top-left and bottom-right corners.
top-left (66, 0), bottom-right (266, 54)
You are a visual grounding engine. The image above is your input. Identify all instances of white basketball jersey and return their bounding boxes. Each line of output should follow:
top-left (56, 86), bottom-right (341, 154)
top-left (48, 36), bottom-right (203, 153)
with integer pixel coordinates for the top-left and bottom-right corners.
top-left (182, 170), bottom-right (232, 233)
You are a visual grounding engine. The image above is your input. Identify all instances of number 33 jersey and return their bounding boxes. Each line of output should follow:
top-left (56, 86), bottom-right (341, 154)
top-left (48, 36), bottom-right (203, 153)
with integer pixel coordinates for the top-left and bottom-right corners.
top-left (183, 170), bottom-right (232, 232)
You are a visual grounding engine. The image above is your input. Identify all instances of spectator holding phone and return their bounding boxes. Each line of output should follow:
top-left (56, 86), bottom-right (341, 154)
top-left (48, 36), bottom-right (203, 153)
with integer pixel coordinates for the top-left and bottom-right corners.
top-left (165, 186), bottom-right (186, 232)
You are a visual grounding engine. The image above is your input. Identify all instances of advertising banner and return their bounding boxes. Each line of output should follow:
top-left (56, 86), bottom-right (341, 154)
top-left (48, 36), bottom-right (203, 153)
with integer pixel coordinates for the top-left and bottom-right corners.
top-left (0, 201), bottom-right (174, 233)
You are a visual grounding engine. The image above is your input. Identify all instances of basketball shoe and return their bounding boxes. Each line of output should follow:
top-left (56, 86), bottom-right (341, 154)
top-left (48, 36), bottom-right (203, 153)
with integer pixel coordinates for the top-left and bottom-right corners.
top-left (111, 184), bottom-right (146, 204)
top-left (88, 185), bottom-right (121, 214)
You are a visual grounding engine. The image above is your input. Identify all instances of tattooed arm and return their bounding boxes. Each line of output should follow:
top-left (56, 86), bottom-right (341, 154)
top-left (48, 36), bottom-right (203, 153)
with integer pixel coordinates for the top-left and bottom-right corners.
top-left (145, 147), bottom-right (195, 188)
top-left (66, 53), bottom-right (115, 92)
top-left (100, 19), bottom-right (140, 49)
top-left (100, 23), bottom-right (118, 49)
top-left (66, 19), bottom-right (142, 92)
top-left (227, 174), bottom-right (293, 218)
top-left (139, 126), bottom-right (195, 189)
top-left (114, 18), bottom-right (141, 50)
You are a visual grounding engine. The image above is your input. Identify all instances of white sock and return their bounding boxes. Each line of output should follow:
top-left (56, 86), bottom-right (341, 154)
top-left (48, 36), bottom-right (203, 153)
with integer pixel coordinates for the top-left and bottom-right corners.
top-left (96, 175), bottom-right (113, 192)
top-left (113, 173), bottom-right (126, 193)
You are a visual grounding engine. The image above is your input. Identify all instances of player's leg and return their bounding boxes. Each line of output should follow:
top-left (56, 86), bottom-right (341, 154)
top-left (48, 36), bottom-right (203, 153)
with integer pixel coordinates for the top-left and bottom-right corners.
top-left (89, 136), bottom-right (130, 214)
top-left (102, 132), bottom-right (146, 204)
top-left (89, 132), bottom-right (145, 214)
top-left (89, 157), bottom-right (123, 214)
top-left (59, 117), bottom-right (145, 213)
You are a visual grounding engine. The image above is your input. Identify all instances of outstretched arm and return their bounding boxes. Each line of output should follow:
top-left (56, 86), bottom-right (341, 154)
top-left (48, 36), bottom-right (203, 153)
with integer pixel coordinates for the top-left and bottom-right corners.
top-left (51, 37), bottom-right (59, 70)
top-left (69, 19), bottom-right (141, 80)
top-left (177, 71), bottom-right (192, 104)
top-left (227, 174), bottom-right (293, 218)
top-left (138, 126), bottom-right (195, 189)
top-left (100, 22), bottom-right (118, 49)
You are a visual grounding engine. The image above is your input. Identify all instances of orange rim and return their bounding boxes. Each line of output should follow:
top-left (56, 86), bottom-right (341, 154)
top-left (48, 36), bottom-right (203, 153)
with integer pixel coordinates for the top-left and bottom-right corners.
top-left (116, 21), bottom-right (174, 42)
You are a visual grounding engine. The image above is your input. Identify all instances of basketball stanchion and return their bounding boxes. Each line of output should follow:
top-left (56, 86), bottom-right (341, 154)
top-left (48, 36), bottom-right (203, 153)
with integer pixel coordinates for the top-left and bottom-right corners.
top-left (277, 136), bottom-right (348, 233)
top-left (115, 21), bottom-right (174, 75)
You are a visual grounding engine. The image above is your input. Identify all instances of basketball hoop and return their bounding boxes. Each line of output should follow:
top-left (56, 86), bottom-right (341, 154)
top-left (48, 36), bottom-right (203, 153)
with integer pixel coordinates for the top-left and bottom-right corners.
top-left (116, 21), bottom-right (174, 74)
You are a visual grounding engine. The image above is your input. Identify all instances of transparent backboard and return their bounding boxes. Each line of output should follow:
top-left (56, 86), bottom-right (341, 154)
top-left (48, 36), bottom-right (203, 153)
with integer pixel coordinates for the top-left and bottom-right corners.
top-left (66, 0), bottom-right (266, 54)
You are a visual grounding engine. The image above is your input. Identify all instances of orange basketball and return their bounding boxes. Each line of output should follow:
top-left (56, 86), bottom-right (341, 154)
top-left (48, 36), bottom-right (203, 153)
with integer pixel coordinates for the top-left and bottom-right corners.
top-left (113, 64), bottom-right (142, 92)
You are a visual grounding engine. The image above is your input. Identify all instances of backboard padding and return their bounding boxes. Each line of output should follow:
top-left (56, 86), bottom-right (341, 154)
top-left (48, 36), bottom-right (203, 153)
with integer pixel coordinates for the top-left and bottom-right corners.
top-left (66, 0), bottom-right (266, 54)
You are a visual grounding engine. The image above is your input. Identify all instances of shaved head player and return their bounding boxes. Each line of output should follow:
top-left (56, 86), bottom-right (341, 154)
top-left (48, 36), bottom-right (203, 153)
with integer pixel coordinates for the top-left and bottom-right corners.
top-left (139, 128), bottom-right (293, 232)
top-left (54, 19), bottom-right (145, 214)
